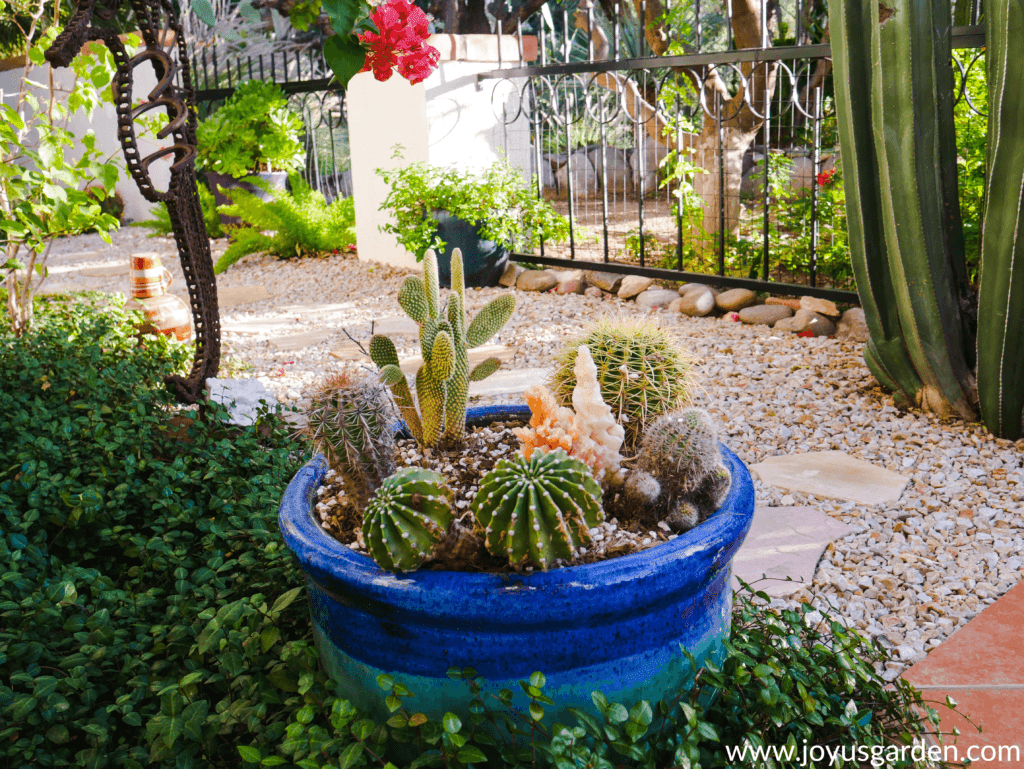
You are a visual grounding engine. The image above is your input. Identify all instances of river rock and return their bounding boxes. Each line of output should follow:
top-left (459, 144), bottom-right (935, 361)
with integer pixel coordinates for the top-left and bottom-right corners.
top-left (668, 297), bottom-right (685, 313)
top-left (517, 269), bottom-right (558, 292)
top-left (635, 288), bottom-right (681, 309)
top-left (765, 296), bottom-right (801, 310)
top-left (739, 304), bottom-right (794, 327)
top-left (715, 288), bottom-right (757, 312)
top-left (776, 308), bottom-right (836, 336)
top-left (618, 275), bottom-right (655, 299)
top-left (499, 263), bottom-right (524, 287)
top-left (680, 282), bottom-right (718, 298)
top-left (584, 270), bottom-right (623, 293)
top-left (800, 295), bottom-right (841, 318)
top-left (584, 286), bottom-right (604, 298)
top-left (837, 307), bottom-right (870, 343)
top-left (679, 289), bottom-right (717, 317)
top-left (553, 269), bottom-right (584, 295)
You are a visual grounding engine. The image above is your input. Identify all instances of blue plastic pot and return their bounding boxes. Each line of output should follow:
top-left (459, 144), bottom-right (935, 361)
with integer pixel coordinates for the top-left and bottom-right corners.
top-left (430, 211), bottom-right (509, 289)
top-left (278, 405), bottom-right (754, 731)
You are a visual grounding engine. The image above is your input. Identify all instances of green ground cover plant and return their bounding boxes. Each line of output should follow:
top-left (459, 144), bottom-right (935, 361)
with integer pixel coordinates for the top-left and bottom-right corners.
top-left (0, 295), bottom-right (964, 767)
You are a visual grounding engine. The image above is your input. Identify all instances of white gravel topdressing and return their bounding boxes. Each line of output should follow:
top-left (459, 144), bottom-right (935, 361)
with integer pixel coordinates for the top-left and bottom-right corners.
top-left (43, 227), bottom-right (1024, 679)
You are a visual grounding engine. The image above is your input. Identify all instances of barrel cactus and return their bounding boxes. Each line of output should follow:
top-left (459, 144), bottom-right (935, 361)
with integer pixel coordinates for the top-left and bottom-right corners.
top-left (304, 373), bottom-right (394, 511)
top-left (370, 249), bottom-right (515, 448)
top-left (550, 317), bottom-right (695, 447)
top-left (362, 468), bottom-right (455, 572)
top-left (471, 449), bottom-right (603, 570)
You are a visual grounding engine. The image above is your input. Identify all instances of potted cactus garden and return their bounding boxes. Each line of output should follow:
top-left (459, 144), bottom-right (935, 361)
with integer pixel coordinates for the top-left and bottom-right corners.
top-left (278, 250), bottom-right (755, 741)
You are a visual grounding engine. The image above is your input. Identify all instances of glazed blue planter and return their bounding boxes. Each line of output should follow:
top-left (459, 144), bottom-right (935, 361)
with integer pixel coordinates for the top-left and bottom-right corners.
top-left (279, 405), bottom-right (755, 732)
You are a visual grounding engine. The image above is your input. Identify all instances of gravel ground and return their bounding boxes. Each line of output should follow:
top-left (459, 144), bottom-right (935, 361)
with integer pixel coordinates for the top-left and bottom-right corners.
top-left (42, 227), bottom-right (1024, 680)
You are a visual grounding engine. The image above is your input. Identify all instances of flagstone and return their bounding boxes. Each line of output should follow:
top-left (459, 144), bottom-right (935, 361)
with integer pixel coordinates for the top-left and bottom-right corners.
top-left (218, 284), bottom-right (274, 308)
top-left (267, 330), bottom-right (333, 351)
top-left (731, 506), bottom-right (855, 598)
top-left (398, 344), bottom-right (516, 375)
top-left (206, 378), bottom-right (278, 426)
top-left (468, 367), bottom-right (550, 397)
top-left (750, 450), bottom-right (909, 506)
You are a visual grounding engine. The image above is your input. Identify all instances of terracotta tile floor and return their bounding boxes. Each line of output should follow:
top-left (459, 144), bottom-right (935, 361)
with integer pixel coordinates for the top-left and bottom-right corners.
top-left (903, 580), bottom-right (1024, 768)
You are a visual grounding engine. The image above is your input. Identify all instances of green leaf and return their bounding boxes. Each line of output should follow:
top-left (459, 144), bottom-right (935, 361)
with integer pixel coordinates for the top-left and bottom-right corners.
top-left (442, 712), bottom-right (461, 734)
top-left (190, 0), bottom-right (217, 26)
top-left (529, 671), bottom-right (546, 689)
top-left (323, 34), bottom-right (367, 90)
top-left (238, 746), bottom-right (262, 763)
top-left (338, 742), bottom-right (364, 769)
top-left (529, 702), bottom-right (544, 721)
top-left (456, 746), bottom-right (488, 763)
top-left (270, 586), bottom-right (302, 614)
top-left (605, 702), bottom-right (629, 724)
top-left (321, 0), bottom-right (362, 36)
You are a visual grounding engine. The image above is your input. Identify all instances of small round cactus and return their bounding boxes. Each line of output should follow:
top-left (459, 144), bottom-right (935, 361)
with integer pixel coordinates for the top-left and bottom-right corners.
top-left (550, 317), bottom-right (695, 447)
top-left (362, 468), bottom-right (455, 572)
top-left (304, 372), bottom-right (395, 511)
top-left (472, 449), bottom-right (604, 570)
top-left (637, 407), bottom-right (721, 493)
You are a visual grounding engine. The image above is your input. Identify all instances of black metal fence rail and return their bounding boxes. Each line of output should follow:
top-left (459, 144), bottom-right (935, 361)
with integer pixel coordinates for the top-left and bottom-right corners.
top-left (478, 12), bottom-right (986, 304)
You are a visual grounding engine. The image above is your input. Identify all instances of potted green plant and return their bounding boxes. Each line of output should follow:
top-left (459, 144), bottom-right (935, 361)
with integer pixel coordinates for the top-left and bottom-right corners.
top-left (196, 80), bottom-right (305, 225)
top-left (277, 249), bottom-right (755, 737)
top-left (376, 155), bottom-right (572, 287)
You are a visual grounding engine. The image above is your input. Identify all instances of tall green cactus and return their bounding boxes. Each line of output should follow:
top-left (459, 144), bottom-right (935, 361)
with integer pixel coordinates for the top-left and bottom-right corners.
top-left (830, 0), bottom-right (1024, 439)
top-left (977, 0), bottom-right (1024, 440)
top-left (370, 249), bottom-right (516, 448)
top-left (828, 0), bottom-right (979, 422)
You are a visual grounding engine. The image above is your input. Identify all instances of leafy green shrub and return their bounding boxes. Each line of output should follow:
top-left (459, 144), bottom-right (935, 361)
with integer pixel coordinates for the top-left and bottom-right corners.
top-left (0, 297), bottom-right (965, 768)
top-left (196, 80), bottom-right (305, 179)
top-left (134, 183), bottom-right (224, 239)
top-left (0, 294), bottom-right (317, 767)
top-left (214, 175), bottom-right (356, 273)
top-left (377, 152), bottom-right (571, 261)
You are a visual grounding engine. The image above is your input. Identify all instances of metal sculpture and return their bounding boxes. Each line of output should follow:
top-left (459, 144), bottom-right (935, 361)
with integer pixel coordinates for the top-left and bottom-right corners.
top-left (46, 0), bottom-right (221, 404)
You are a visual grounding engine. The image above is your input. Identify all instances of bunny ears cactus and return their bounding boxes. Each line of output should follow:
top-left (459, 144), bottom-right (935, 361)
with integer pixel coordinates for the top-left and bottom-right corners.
top-left (370, 248), bottom-right (515, 448)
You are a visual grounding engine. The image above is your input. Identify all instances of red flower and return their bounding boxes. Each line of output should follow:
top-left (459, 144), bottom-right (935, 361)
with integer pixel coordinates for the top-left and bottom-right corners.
top-left (816, 168), bottom-right (836, 186)
top-left (358, 0), bottom-right (439, 84)
top-left (397, 46), bottom-right (440, 84)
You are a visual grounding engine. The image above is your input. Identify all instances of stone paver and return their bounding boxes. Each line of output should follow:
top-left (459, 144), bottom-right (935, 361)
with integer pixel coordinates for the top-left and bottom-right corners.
top-left (371, 316), bottom-right (420, 337)
top-left (218, 284), bottom-right (274, 308)
top-left (399, 344), bottom-right (516, 375)
top-left (206, 378), bottom-right (278, 426)
top-left (79, 264), bottom-right (130, 277)
top-left (732, 506), bottom-right (854, 597)
top-left (751, 450), bottom-right (909, 505)
top-left (268, 330), bottom-right (333, 351)
top-left (902, 580), bottom-right (1024, 767)
top-left (468, 367), bottom-right (551, 397)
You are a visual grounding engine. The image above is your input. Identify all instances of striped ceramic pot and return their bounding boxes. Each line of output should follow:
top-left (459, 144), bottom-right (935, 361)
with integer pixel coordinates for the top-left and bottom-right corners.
top-left (279, 404), bottom-right (755, 742)
top-left (124, 254), bottom-right (192, 342)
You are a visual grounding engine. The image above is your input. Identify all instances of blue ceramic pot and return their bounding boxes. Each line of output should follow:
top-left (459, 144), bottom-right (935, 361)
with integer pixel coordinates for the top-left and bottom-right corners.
top-left (279, 405), bottom-right (754, 731)
top-left (430, 211), bottom-right (509, 289)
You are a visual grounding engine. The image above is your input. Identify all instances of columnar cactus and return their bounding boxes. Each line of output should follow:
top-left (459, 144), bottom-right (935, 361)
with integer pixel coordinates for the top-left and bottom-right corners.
top-left (370, 249), bottom-right (515, 448)
top-left (828, 0), bottom-right (1024, 438)
top-left (362, 468), bottom-right (455, 572)
top-left (471, 449), bottom-right (603, 570)
top-left (550, 318), bottom-right (695, 448)
top-left (304, 373), bottom-right (395, 511)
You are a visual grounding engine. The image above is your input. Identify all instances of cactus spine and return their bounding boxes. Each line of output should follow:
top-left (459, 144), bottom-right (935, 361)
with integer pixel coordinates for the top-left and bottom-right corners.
top-left (362, 468), bottom-right (455, 571)
top-left (550, 318), bottom-right (694, 448)
top-left (370, 249), bottom-right (515, 448)
top-left (472, 449), bottom-right (603, 570)
top-left (304, 374), bottom-right (395, 511)
top-left (977, 0), bottom-right (1024, 439)
top-left (637, 408), bottom-right (721, 493)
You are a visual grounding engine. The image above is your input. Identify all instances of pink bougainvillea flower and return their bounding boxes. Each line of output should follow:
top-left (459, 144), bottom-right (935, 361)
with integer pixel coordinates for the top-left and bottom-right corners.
top-left (359, 0), bottom-right (440, 84)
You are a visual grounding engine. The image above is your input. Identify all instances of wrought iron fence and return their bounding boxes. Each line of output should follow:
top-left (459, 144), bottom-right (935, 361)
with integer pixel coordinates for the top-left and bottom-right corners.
top-left (480, 5), bottom-right (986, 303)
top-left (189, 44), bottom-right (351, 201)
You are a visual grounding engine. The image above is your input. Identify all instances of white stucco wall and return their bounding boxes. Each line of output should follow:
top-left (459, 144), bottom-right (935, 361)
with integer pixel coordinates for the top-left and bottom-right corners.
top-left (0, 57), bottom-right (168, 224)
